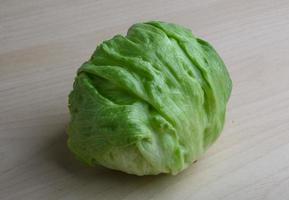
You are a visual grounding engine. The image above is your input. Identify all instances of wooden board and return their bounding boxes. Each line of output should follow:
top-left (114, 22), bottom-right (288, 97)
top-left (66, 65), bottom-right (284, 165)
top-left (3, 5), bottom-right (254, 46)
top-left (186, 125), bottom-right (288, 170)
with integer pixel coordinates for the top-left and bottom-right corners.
top-left (1, 0), bottom-right (289, 199)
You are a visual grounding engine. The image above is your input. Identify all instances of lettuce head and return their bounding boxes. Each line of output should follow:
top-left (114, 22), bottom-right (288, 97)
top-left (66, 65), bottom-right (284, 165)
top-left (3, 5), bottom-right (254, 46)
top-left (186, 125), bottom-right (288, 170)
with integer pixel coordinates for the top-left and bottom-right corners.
top-left (67, 21), bottom-right (232, 175)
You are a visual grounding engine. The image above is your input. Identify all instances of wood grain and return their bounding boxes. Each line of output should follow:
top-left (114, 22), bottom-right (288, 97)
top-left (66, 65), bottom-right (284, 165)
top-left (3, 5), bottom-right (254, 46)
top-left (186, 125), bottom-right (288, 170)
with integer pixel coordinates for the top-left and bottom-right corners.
top-left (1, 0), bottom-right (289, 199)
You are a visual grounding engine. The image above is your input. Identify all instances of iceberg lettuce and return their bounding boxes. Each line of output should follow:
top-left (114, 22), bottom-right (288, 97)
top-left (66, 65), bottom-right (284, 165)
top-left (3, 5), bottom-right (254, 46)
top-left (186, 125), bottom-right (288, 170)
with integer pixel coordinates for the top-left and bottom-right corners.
top-left (67, 21), bottom-right (232, 175)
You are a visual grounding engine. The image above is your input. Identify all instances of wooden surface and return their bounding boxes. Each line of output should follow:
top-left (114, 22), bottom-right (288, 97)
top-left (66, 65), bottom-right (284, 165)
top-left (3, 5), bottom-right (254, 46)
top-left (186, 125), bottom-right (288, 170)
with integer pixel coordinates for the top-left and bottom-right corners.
top-left (1, 0), bottom-right (289, 199)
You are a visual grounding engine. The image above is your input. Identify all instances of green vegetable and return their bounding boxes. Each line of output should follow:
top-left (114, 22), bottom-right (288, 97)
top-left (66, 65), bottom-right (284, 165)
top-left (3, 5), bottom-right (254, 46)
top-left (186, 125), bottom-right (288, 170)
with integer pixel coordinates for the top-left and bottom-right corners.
top-left (67, 21), bottom-right (232, 175)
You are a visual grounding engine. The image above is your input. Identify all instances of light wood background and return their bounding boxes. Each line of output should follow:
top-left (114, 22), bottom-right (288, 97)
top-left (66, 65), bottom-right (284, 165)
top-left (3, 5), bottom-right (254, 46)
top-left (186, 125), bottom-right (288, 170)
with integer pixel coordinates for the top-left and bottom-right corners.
top-left (1, 0), bottom-right (289, 199)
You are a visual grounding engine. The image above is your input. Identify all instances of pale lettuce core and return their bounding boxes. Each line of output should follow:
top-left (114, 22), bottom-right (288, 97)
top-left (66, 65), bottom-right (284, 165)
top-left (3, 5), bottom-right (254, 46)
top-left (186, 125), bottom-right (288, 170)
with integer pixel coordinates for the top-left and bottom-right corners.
top-left (68, 21), bottom-right (232, 175)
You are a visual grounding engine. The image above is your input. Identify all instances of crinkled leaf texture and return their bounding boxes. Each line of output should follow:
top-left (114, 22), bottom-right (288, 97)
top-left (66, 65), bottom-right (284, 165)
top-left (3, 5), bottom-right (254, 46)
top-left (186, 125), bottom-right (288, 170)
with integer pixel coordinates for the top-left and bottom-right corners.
top-left (68, 21), bottom-right (232, 175)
